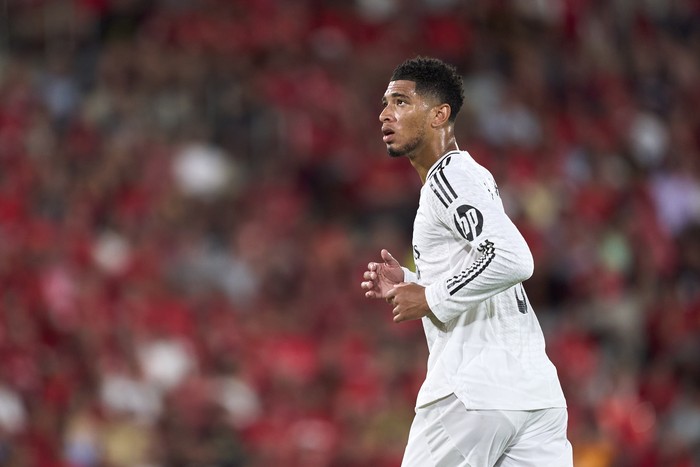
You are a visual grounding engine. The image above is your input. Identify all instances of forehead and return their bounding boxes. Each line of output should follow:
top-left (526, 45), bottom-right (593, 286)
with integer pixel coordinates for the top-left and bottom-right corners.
top-left (383, 80), bottom-right (418, 100)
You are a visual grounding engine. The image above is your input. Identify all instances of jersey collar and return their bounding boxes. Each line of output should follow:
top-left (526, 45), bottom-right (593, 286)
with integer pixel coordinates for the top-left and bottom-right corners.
top-left (426, 150), bottom-right (461, 180)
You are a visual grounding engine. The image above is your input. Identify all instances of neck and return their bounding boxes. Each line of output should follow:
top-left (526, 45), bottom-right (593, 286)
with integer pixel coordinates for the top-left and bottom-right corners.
top-left (410, 133), bottom-right (459, 184)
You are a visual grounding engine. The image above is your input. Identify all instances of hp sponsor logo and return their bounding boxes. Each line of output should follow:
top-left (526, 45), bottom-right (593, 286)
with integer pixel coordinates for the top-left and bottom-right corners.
top-left (453, 205), bottom-right (483, 242)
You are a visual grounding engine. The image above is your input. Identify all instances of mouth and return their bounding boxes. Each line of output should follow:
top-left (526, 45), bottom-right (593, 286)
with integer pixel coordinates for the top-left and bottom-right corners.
top-left (382, 127), bottom-right (395, 143)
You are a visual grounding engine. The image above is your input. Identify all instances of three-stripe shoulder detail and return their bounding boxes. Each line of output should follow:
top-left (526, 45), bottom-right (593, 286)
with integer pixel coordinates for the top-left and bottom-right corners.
top-left (427, 154), bottom-right (458, 208)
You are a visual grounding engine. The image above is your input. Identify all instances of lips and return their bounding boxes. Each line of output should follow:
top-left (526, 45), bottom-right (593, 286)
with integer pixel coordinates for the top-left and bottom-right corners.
top-left (382, 127), bottom-right (395, 143)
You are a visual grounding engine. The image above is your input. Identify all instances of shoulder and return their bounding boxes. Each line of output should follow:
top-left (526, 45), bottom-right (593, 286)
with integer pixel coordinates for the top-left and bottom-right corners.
top-left (425, 151), bottom-right (489, 206)
top-left (426, 151), bottom-right (463, 181)
top-left (427, 151), bottom-right (489, 184)
top-left (424, 152), bottom-right (460, 209)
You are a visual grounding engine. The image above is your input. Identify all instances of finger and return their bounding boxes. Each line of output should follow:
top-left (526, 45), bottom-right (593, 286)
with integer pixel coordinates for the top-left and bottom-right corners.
top-left (363, 271), bottom-right (376, 280)
top-left (365, 291), bottom-right (379, 299)
top-left (381, 249), bottom-right (398, 266)
top-left (392, 307), bottom-right (403, 322)
top-left (361, 281), bottom-right (374, 290)
top-left (368, 262), bottom-right (377, 271)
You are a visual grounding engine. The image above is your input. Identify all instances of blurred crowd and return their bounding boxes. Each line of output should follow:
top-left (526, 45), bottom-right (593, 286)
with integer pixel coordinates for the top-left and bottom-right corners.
top-left (0, 0), bottom-right (699, 466)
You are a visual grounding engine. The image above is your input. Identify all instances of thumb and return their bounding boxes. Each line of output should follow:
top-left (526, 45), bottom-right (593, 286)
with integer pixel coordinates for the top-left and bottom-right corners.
top-left (381, 249), bottom-right (399, 266)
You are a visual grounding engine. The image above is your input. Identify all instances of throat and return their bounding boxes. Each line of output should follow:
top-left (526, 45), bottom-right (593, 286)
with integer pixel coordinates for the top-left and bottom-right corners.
top-left (412, 159), bottom-right (431, 185)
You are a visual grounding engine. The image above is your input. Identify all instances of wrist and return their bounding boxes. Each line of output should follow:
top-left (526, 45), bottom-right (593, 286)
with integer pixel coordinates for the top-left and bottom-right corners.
top-left (401, 266), bottom-right (416, 283)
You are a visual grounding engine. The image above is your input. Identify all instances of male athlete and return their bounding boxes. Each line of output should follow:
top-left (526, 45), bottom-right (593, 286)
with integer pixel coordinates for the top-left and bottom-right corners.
top-left (361, 57), bottom-right (572, 466)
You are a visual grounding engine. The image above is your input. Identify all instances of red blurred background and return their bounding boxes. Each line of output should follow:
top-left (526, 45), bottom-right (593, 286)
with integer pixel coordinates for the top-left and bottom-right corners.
top-left (0, 0), bottom-right (699, 466)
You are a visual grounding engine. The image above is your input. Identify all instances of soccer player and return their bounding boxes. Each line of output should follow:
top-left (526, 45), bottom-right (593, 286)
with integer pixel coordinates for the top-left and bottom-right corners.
top-left (361, 57), bottom-right (572, 466)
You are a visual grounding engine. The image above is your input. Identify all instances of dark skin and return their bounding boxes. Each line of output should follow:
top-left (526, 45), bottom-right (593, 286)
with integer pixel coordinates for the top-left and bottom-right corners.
top-left (361, 80), bottom-right (459, 323)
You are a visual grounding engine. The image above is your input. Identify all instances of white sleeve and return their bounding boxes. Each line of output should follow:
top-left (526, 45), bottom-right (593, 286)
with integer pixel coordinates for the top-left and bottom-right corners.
top-left (402, 267), bottom-right (418, 283)
top-left (423, 163), bottom-right (533, 324)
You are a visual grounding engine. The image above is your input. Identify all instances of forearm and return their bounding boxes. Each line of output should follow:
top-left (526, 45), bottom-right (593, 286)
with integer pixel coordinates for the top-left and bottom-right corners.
top-left (425, 236), bottom-right (533, 323)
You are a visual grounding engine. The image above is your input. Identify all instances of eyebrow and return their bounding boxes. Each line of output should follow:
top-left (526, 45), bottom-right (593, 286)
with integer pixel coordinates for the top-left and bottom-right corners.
top-left (381, 91), bottom-right (411, 104)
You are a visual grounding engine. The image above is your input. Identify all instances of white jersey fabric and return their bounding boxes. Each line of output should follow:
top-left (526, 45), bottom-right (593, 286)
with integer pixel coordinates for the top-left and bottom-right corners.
top-left (402, 150), bottom-right (567, 410)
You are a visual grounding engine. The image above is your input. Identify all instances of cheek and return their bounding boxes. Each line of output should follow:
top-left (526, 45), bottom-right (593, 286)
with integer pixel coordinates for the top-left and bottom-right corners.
top-left (405, 115), bottom-right (427, 133)
top-left (400, 113), bottom-right (418, 128)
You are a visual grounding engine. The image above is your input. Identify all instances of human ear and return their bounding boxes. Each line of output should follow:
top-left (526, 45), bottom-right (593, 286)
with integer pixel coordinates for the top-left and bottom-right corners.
top-left (431, 103), bottom-right (451, 128)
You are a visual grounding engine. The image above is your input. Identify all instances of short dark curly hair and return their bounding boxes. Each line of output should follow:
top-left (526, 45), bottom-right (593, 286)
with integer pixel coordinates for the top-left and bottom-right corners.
top-left (390, 56), bottom-right (464, 122)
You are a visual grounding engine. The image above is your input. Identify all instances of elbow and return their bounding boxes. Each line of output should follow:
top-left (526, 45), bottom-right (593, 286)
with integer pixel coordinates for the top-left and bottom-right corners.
top-left (513, 245), bottom-right (534, 283)
top-left (521, 250), bottom-right (534, 281)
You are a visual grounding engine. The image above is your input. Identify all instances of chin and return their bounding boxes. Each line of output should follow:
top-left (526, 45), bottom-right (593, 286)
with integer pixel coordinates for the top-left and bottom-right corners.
top-left (386, 136), bottom-right (420, 158)
top-left (387, 146), bottom-right (405, 158)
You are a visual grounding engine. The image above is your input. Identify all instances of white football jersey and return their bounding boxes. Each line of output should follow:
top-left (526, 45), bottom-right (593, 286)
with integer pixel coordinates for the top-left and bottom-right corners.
top-left (403, 150), bottom-right (567, 410)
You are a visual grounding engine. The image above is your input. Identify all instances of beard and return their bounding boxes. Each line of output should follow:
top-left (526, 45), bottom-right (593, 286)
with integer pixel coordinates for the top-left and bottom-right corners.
top-left (386, 130), bottom-right (423, 158)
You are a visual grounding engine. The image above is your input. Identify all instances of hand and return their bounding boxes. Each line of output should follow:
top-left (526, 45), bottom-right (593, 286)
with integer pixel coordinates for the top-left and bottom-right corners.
top-left (385, 282), bottom-right (430, 323)
top-left (361, 249), bottom-right (404, 299)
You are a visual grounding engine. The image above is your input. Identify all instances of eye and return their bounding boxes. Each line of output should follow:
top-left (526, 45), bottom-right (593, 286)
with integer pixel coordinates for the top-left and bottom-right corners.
top-left (397, 99), bottom-right (406, 106)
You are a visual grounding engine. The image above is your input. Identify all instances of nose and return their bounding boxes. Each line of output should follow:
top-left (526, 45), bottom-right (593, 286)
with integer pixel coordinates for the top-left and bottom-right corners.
top-left (379, 105), bottom-right (393, 123)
